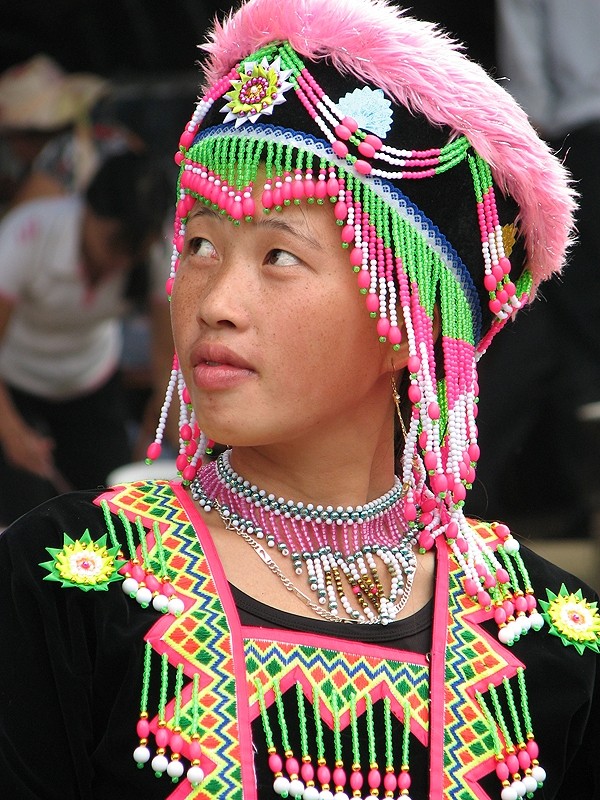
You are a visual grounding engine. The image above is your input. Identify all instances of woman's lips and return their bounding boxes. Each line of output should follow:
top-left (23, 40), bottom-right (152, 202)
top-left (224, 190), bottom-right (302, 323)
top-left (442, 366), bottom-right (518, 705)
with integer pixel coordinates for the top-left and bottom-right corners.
top-left (191, 344), bottom-right (256, 390)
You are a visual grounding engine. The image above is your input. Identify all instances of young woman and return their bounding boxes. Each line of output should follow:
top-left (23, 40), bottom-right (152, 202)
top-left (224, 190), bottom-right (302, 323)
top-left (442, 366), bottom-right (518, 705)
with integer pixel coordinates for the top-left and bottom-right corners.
top-left (0, 1), bottom-right (598, 798)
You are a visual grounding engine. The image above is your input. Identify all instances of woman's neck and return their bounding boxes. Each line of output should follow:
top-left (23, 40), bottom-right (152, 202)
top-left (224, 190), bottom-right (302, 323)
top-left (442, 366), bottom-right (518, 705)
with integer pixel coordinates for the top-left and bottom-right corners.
top-left (227, 429), bottom-right (397, 509)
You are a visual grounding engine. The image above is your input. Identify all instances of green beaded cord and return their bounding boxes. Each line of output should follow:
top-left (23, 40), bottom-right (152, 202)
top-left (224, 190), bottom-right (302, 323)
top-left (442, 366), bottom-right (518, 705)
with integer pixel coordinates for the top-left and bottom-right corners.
top-left (136, 640), bottom-right (154, 769)
top-left (273, 679), bottom-right (293, 762)
top-left (168, 663), bottom-right (185, 782)
top-left (134, 516), bottom-right (152, 570)
top-left (383, 697), bottom-right (395, 776)
top-left (365, 693), bottom-right (377, 770)
top-left (488, 682), bottom-right (515, 753)
top-left (332, 691), bottom-right (344, 774)
top-left (503, 676), bottom-right (525, 749)
top-left (312, 683), bottom-right (326, 766)
top-left (516, 668), bottom-right (533, 737)
top-left (100, 499), bottom-right (123, 552)
top-left (295, 682), bottom-right (313, 776)
top-left (152, 521), bottom-right (170, 583)
top-left (349, 693), bottom-right (362, 776)
top-left (401, 699), bottom-right (412, 773)
top-left (117, 509), bottom-right (139, 564)
top-left (154, 653), bottom-right (170, 777)
top-left (475, 689), bottom-right (504, 757)
top-left (255, 678), bottom-right (276, 752)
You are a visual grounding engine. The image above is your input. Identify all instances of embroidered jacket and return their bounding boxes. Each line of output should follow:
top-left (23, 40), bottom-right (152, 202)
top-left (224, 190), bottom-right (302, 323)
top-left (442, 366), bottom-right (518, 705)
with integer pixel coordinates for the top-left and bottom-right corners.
top-left (0, 480), bottom-right (598, 799)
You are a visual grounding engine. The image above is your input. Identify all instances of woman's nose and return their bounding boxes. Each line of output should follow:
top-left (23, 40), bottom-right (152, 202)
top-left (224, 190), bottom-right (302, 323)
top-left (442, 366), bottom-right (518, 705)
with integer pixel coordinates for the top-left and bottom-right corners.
top-left (196, 257), bottom-right (253, 329)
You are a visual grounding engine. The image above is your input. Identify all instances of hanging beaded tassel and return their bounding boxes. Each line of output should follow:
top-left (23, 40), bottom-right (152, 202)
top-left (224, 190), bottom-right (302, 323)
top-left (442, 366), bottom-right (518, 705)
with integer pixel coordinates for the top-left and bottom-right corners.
top-left (475, 668), bottom-right (546, 799)
top-left (486, 525), bottom-right (545, 645)
top-left (145, 351), bottom-right (215, 484)
top-left (257, 678), bottom-right (414, 800)
top-left (470, 154), bottom-right (521, 324)
top-left (133, 647), bottom-right (205, 787)
top-left (101, 502), bottom-right (185, 616)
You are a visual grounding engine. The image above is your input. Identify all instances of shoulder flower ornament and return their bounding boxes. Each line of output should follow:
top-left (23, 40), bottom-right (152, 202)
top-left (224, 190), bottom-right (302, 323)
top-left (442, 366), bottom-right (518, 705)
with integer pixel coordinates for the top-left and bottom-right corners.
top-left (40, 530), bottom-right (125, 591)
top-left (221, 55), bottom-right (294, 128)
top-left (336, 86), bottom-right (393, 138)
top-left (539, 584), bottom-right (600, 654)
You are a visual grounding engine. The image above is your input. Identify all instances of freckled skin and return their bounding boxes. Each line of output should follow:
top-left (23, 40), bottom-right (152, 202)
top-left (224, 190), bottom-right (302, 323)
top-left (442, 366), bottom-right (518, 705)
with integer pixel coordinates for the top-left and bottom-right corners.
top-left (170, 199), bottom-right (403, 460)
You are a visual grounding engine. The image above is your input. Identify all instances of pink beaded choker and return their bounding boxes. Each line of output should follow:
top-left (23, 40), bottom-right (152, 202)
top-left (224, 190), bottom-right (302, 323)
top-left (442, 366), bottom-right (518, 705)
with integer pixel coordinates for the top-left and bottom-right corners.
top-left (191, 451), bottom-right (418, 625)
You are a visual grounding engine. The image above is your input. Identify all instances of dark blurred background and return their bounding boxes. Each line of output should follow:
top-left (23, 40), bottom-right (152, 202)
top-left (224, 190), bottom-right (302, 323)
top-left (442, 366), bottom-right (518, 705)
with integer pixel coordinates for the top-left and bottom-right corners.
top-left (0, 1), bottom-right (495, 75)
top-left (0, 0), bottom-right (496, 178)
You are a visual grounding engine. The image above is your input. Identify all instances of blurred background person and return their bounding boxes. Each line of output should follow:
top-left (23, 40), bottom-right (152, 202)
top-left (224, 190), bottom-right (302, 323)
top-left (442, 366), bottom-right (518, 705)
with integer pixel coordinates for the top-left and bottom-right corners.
top-left (0, 151), bottom-right (171, 525)
top-left (0, 53), bottom-right (141, 213)
top-left (0, 5), bottom-right (236, 522)
top-left (0, 54), bottom-right (186, 493)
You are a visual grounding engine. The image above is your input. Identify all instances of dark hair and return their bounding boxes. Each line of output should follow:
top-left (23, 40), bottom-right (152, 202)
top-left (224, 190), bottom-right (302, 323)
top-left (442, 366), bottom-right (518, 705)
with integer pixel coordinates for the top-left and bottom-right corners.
top-left (85, 151), bottom-right (171, 255)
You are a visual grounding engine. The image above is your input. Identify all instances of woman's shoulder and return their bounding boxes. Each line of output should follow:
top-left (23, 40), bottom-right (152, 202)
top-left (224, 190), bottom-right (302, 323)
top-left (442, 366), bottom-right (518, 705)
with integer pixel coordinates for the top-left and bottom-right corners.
top-left (0, 481), bottom-right (180, 590)
top-left (1, 489), bottom-right (106, 554)
top-left (467, 515), bottom-right (598, 597)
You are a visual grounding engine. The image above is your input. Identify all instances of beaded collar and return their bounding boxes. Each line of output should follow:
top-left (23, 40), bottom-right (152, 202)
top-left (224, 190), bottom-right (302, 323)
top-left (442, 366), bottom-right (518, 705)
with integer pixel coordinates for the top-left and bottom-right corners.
top-left (190, 450), bottom-right (418, 625)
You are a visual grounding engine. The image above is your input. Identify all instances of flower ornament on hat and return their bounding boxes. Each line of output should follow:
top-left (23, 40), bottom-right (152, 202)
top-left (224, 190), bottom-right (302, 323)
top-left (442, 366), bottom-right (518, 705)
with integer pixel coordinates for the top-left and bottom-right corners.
top-left (148, 0), bottom-right (575, 619)
top-left (220, 54), bottom-right (295, 126)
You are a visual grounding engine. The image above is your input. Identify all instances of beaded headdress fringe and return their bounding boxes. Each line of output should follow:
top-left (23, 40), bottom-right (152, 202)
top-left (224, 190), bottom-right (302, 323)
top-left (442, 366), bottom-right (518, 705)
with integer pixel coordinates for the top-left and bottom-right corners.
top-left (146, 0), bottom-right (575, 611)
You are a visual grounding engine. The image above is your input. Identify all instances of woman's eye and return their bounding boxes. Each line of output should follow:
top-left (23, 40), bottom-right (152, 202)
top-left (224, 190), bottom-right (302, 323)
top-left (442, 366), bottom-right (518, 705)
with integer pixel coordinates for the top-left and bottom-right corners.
top-left (187, 236), bottom-right (216, 258)
top-left (268, 249), bottom-right (301, 267)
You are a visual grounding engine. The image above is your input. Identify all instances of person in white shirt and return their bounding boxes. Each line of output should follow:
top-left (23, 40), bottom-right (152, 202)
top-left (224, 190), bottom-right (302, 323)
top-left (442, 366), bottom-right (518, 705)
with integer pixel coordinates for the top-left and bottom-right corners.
top-left (0, 151), bottom-right (170, 524)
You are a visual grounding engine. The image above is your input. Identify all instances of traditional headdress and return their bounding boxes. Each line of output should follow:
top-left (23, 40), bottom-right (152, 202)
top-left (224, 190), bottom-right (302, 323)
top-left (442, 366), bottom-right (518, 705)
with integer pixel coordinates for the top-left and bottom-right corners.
top-left (148, 0), bottom-right (575, 605)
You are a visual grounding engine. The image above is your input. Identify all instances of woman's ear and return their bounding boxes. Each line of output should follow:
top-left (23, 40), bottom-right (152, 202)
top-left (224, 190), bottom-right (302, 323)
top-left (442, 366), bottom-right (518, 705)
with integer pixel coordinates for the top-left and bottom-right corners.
top-left (382, 311), bottom-right (410, 372)
top-left (381, 301), bottom-right (440, 378)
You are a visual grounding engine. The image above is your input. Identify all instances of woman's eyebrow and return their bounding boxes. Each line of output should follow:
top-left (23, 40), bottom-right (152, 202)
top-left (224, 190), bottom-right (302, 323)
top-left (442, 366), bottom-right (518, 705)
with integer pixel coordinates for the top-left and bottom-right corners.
top-left (188, 203), bottom-right (323, 251)
top-left (254, 216), bottom-right (323, 251)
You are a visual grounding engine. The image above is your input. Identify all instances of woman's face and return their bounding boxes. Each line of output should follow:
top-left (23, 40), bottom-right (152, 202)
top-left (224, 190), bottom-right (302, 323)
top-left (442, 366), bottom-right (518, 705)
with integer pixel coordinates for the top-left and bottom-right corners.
top-left (170, 196), bottom-right (395, 448)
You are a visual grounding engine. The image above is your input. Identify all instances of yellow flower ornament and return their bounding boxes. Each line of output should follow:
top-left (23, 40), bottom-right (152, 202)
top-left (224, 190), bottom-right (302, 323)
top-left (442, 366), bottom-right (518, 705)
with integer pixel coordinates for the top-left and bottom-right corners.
top-left (539, 584), bottom-right (600, 655)
top-left (221, 55), bottom-right (294, 128)
top-left (40, 530), bottom-right (125, 591)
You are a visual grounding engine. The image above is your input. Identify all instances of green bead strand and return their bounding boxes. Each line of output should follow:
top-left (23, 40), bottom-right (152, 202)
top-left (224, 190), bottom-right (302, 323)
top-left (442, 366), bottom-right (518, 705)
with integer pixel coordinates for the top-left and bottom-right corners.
top-left (255, 679), bottom-right (275, 750)
top-left (273, 679), bottom-right (292, 755)
top-left (134, 516), bottom-right (151, 569)
top-left (517, 667), bottom-right (534, 738)
top-left (502, 676), bottom-right (524, 746)
top-left (152, 521), bottom-right (169, 582)
top-left (100, 500), bottom-right (123, 552)
top-left (296, 682), bottom-right (310, 760)
top-left (140, 640), bottom-right (153, 718)
top-left (312, 683), bottom-right (326, 763)
top-left (475, 689), bottom-right (504, 757)
top-left (365, 694), bottom-right (377, 767)
top-left (118, 510), bottom-right (138, 563)
top-left (487, 682), bottom-right (514, 751)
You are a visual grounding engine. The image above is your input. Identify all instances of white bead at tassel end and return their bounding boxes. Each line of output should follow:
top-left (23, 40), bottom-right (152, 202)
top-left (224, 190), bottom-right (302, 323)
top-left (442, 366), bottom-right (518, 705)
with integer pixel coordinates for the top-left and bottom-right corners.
top-left (187, 765), bottom-right (205, 786)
